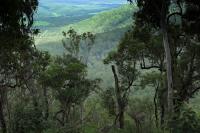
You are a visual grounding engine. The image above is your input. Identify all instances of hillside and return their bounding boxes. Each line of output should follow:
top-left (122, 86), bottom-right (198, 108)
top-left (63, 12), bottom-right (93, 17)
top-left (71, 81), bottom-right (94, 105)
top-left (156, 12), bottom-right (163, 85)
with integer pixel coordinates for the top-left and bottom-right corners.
top-left (35, 0), bottom-right (127, 27)
top-left (63, 5), bottom-right (134, 33)
top-left (36, 5), bottom-right (136, 87)
top-left (35, 5), bottom-right (135, 47)
top-left (37, 0), bottom-right (125, 18)
top-left (37, 27), bottom-right (128, 56)
top-left (3, 1), bottom-right (200, 133)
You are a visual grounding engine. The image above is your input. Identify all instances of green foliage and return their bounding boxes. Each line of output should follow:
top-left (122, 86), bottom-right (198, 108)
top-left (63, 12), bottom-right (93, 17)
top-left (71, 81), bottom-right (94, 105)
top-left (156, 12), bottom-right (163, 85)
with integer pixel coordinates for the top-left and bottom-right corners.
top-left (36, 0), bottom-right (125, 27)
top-left (11, 104), bottom-right (45, 133)
top-left (0, 1), bottom-right (41, 132)
top-left (100, 87), bottom-right (116, 116)
top-left (38, 28), bottom-right (100, 132)
top-left (35, 5), bottom-right (135, 49)
top-left (62, 28), bottom-right (95, 61)
top-left (64, 5), bottom-right (135, 33)
top-left (41, 54), bottom-right (94, 105)
top-left (169, 106), bottom-right (200, 133)
top-left (1, 0), bottom-right (200, 133)
top-left (82, 123), bottom-right (99, 133)
top-left (108, 122), bottom-right (134, 133)
top-left (128, 97), bottom-right (164, 133)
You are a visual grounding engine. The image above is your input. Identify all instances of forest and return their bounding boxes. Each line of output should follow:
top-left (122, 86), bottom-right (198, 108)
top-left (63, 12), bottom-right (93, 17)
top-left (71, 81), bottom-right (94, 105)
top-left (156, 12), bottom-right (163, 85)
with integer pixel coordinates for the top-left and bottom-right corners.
top-left (0, 0), bottom-right (200, 133)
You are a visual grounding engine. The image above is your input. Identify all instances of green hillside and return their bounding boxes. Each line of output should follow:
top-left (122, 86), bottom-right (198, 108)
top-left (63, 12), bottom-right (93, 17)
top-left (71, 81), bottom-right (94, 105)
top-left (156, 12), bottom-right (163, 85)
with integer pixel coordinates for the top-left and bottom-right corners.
top-left (36, 5), bottom-right (136, 87)
top-left (64, 5), bottom-right (135, 33)
top-left (35, 4), bottom-right (136, 47)
top-left (35, 0), bottom-right (126, 28)
top-left (37, 27), bottom-right (128, 56)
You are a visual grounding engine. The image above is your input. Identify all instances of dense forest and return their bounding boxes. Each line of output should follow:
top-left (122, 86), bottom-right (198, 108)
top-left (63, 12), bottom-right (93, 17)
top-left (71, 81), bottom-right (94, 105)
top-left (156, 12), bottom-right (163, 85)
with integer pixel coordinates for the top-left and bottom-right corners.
top-left (1, 0), bottom-right (200, 133)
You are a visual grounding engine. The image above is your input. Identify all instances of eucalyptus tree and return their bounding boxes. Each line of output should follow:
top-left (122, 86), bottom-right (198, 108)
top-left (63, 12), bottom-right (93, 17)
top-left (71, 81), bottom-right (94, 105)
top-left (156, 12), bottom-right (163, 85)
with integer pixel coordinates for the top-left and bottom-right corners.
top-left (104, 32), bottom-right (139, 129)
top-left (39, 29), bottom-right (99, 132)
top-left (62, 28), bottom-right (95, 64)
top-left (131, 0), bottom-right (200, 119)
top-left (41, 55), bottom-right (99, 126)
top-left (0, 0), bottom-right (39, 132)
top-left (132, 0), bottom-right (177, 117)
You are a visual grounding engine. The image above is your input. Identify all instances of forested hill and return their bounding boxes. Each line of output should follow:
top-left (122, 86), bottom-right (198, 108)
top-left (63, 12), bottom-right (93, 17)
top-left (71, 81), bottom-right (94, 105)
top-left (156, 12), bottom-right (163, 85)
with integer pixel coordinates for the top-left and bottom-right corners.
top-left (36, 5), bottom-right (135, 55)
top-left (35, 0), bottom-right (127, 27)
top-left (64, 5), bottom-right (134, 33)
top-left (2, 1), bottom-right (200, 133)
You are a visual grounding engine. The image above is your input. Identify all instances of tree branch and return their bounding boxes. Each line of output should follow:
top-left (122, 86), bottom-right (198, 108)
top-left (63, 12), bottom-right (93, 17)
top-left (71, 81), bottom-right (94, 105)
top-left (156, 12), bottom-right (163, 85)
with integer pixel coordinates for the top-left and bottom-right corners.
top-left (140, 63), bottom-right (161, 70)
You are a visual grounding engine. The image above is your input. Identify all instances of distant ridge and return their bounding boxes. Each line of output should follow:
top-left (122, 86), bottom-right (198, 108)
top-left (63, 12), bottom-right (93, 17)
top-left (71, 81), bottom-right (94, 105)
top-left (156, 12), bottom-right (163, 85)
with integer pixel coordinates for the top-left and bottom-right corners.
top-left (63, 5), bottom-right (135, 33)
top-left (36, 5), bottom-right (136, 47)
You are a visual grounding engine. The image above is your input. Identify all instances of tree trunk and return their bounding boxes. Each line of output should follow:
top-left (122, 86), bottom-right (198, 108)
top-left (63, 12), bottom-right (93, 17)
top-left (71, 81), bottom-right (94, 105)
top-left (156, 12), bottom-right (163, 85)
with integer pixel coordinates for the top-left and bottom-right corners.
top-left (160, 3), bottom-right (174, 117)
top-left (28, 79), bottom-right (38, 109)
top-left (154, 85), bottom-right (159, 127)
top-left (160, 104), bottom-right (165, 128)
top-left (111, 65), bottom-right (124, 129)
top-left (43, 86), bottom-right (49, 120)
top-left (0, 89), bottom-right (7, 133)
top-left (118, 109), bottom-right (124, 129)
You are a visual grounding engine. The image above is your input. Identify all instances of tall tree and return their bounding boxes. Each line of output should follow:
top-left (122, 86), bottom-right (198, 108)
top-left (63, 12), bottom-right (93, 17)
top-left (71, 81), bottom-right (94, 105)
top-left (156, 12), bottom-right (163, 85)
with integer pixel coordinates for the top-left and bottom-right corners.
top-left (133, 0), bottom-right (176, 117)
top-left (0, 0), bottom-right (38, 132)
top-left (104, 33), bottom-right (139, 128)
top-left (38, 28), bottom-right (99, 131)
top-left (132, 0), bottom-right (200, 117)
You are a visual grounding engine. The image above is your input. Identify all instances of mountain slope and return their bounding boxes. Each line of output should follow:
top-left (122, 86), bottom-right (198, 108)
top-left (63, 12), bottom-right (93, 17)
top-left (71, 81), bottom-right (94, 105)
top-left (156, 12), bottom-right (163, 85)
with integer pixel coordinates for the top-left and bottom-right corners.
top-left (35, 5), bottom-right (135, 46)
top-left (63, 5), bottom-right (134, 33)
top-left (36, 4), bottom-right (136, 86)
top-left (37, 27), bottom-right (128, 55)
top-left (35, 0), bottom-right (127, 24)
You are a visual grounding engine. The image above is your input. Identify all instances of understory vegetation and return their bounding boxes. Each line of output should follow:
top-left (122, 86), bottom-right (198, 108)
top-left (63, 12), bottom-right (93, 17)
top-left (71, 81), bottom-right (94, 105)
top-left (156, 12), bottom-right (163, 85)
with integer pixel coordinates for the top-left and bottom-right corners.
top-left (1, 0), bottom-right (200, 133)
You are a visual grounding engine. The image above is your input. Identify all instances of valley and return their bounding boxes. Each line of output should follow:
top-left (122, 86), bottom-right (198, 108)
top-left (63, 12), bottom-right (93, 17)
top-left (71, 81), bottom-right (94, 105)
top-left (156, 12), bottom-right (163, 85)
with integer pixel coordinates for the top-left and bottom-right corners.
top-left (1, 1), bottom-right (200, 133)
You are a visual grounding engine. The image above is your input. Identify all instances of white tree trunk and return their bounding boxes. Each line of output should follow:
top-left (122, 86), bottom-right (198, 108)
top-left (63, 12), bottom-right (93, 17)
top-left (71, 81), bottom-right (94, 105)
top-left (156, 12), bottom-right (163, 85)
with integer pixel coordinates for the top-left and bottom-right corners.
top-left (162, 22), bottom-right (174, 116)
top-left (160, 1), bottom-right (174, 117)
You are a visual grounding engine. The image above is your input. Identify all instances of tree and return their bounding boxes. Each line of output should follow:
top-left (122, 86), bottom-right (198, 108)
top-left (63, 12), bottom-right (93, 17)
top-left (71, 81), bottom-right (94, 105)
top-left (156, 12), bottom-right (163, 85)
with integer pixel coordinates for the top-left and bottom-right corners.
top-left (62, 28), bottom-right (95, 64)
top-left (39, 29), bottom-right (99, 132)
top-left (104, 33), bottom-right (139, 128)
top-left (40, 54), bottom-right (100, 132)
top-left (0, 1), bottom-right (39, 132)
top-left (132, 0), bottom-right (176, 117)
top-left (36, 51), bottom-right (51, 120)
top-left (123, 25), bottom-right (167, 126)
top-left (131, 0), bottom-right (200, 121)
top-left (115, 4), bottom-right (200, 128)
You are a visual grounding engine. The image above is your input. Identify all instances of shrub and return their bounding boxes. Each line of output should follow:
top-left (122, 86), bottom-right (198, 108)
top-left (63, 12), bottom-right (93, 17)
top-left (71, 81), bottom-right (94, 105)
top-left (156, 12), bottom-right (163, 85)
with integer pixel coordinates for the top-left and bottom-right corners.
top-left (170, 105), bottom-right (200, 133)
top-left (11, 104), bottom-right (45, 133)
